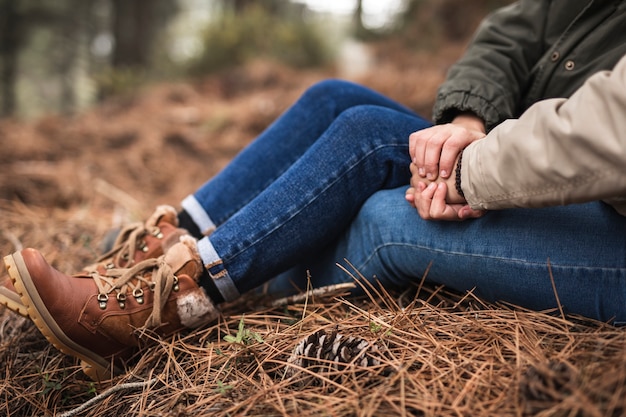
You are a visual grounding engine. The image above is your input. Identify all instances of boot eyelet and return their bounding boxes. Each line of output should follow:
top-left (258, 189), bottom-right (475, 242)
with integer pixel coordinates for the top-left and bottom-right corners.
top-left (152, 227), bottom-right (164, 239)
top-left (173, 275), bottom-right (180, 292)
top-left (116, 293), bottom-right (127, 309)
top-left (105, 263), bottom-right (115, 269)
top-left (139, 241), bottom-right (149, 253)
top-left (133, 288), bottom-right (144, 304)
top-left (149, 282), bottom-right (156, 291)
top-left (98, 293), bottom-right (109, 310)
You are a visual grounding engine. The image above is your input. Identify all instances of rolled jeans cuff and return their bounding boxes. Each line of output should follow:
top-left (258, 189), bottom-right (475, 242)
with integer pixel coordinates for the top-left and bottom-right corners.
top-left (197, 237), bottom-right (240, 302)
top-left (181, 195), bottom-right (216, 235)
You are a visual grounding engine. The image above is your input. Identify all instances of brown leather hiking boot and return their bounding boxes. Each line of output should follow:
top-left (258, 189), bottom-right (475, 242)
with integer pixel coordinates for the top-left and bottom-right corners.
top-left (0, 275), bottom-right (28, 317)
top-left (5, 236), bottom-right (220, 381)
top-left (100, 205), bottom-right (189, 269)
top-left (0, 205), bottom-right (187, 318)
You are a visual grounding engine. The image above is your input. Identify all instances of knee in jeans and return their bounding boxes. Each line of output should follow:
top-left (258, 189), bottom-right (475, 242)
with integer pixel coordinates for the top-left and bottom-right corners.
top-left (355, 190), bottom-right (402, 239)
top-left (302, 79), bottom-right (353, 102)
top-left (358, 188), bottom-right (418, 242)
top-left (334, 105), bottom-right (403, 137)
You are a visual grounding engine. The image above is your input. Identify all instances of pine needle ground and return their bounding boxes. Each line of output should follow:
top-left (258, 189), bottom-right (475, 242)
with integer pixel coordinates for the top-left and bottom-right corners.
top-left (1, 58), bottom-right (625, 416)
top-left (1, 202), bottom-right (626, 417)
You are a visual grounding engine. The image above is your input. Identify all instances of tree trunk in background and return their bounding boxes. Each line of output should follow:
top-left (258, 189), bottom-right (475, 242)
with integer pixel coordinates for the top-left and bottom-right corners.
top-left (58, 0), bottom-right (93, 114)
top-left (231, 0), bottom-right (254, 14)
top-left (0, 0), bottom-right (19, 117)
top-left (111, 0), bottom-right (154, 68)
top-left (353, 0), bottom-right (367, 39)
top-left (230, 0), bottom-right (282, 15)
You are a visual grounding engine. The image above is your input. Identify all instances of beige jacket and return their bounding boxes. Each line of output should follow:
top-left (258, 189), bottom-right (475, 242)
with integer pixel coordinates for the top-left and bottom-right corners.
top-left (462, 54), bottom-right (626, 216)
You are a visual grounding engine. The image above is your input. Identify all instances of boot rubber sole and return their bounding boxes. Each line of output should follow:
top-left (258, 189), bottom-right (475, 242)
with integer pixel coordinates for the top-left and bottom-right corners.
top-left (4, 252), bottom-right (120, 381)
top-left (0, 284), bottom-right (29, 317)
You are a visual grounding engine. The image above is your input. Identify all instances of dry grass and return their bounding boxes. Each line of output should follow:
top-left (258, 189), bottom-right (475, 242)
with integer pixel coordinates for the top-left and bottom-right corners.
top-left (1, 56), bottom-right (625, 416)
top-left (1, 200), bottom-right (625, 417)
top-left (3, 281), bottom-right (626, 417)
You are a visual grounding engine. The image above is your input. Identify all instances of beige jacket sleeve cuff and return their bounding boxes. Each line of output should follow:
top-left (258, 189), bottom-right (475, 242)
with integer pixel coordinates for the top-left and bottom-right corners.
top-left (461, 55), bottom-right (626, 216)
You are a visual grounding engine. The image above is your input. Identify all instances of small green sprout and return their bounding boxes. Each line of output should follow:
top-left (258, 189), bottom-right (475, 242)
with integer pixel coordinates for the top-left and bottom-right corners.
top-left (369, 320), bottom-right (393, 336)
top-left (224, 316), bottom-right (264, 345)
top-left (86, 382), bottom-right (97, 396)
top-left (369, 321), bottom-right (383, 334)
top-left (214, 379), bottom-right (234, 395)
top-left (41, 374), bottom-right (62, 396)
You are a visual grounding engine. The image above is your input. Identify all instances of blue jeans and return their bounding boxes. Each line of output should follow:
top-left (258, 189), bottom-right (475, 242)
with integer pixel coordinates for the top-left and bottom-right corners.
top-left (182, 79), bottom-right (626, 323)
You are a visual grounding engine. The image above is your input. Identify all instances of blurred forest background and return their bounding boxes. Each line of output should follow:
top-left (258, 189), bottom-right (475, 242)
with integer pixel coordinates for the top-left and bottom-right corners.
top-left (0, 0), bottom-right (512, 119)
top-left (0, 0), bottom-right (513, 214)
top-left (7, 4), bottom-right (626, 417)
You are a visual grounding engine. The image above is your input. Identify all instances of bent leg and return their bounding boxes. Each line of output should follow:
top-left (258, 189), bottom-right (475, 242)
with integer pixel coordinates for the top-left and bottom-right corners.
top-left (298, 187), bottom-right (626, 323)
top-left (199, 106), bottom-right (431, 299)
top-left (183, 79), bottom-right (417, 232)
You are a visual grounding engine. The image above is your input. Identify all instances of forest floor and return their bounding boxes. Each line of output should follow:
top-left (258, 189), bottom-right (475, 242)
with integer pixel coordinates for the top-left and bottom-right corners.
top-left (1, 40), bottom-right (626, 417)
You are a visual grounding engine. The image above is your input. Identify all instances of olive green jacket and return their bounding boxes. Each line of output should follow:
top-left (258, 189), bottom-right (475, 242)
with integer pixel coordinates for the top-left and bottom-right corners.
top-left (433, 0), bottom-right (626, 215)
top-left (462, 54), bottom-right (626, 216)
top-left (433, 0), bottom-right (626, 131)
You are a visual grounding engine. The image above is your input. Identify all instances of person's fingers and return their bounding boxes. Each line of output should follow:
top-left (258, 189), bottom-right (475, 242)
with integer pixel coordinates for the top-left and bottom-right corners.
top-left (439, 133), bottom-right (465, 178)
top-left (408, 131), bottom-right (420, 160)
top-left (409, 130), bottom-right (428, 166)
top-left (423, 132), bottom-right (448, 180)
top-left (405, 187), bottom-right (416, 207)
top-left (412, 124), bottom-right (487, 180)
top-left (410, 128), bottom-right (436, 177)
top-left (458, 206), bottom-right (487, 219)
top-left (439, 129), bottom-right (486, 178)
top-left (415, 182), bottom-right (437, 219)
top-left (409, 163), bottom-right (419, 189)
top-left (428, 183), bottom-right (450, 218)
top-left (410, 164), bottom-right (432, 193)
top-left (415, 179), bottom-right (486, 222)
top-left (421, 182), bottom-right (437, 198)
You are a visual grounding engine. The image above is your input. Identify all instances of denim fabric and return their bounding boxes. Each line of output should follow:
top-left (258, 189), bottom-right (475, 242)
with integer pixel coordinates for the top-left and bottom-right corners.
top-left (185, 79), bottom-right (417, 228)
top-left (186, 79), bottom-right (626, 323)
top-left (271, 187), bottom-right (626, 323)
top-left (190, 80), bottom-right (430, 296)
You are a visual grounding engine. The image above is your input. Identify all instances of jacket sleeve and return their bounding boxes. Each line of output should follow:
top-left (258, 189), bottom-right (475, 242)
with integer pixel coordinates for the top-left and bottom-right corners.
top-left (432, 0), bottom-right (548, 131)
top-left (461, 54), bottom-right (626, 216)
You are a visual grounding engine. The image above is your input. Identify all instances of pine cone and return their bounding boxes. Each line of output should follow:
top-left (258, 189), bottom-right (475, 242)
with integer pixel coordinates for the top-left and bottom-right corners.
top-left (285, 328), bottom-right (380, 378)
top-left (519, 360), bottom-right (576, 415)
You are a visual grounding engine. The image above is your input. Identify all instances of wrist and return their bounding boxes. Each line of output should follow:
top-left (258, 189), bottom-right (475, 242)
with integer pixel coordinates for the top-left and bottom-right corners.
top-left (451, 112), bottom-right (486, 134)
top-left (442, 152), bottom-right (466, 204)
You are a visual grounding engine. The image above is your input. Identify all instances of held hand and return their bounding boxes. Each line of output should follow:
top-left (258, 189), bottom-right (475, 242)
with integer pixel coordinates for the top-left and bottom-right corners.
top-left (409, 162), bottom-right (464, 204)
top-left (410, 181), bottom-right (485, 221)
top-left (406, 162), bottom-right (485, 221)
top-left (408, 113), bottom-right (486, 181)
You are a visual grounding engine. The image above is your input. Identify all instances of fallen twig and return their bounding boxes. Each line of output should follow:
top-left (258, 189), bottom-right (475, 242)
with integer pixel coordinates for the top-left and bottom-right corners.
top-left (55, 376), bottom-right (160, 417)
top-left (270, 282), bottom-right (356, 307)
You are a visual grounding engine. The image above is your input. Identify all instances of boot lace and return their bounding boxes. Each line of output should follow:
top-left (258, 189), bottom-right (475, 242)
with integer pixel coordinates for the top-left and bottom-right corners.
top-left (97, 222), bottom-right (164, 267)
top-left (86, 257), bottom-right (179, 329)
